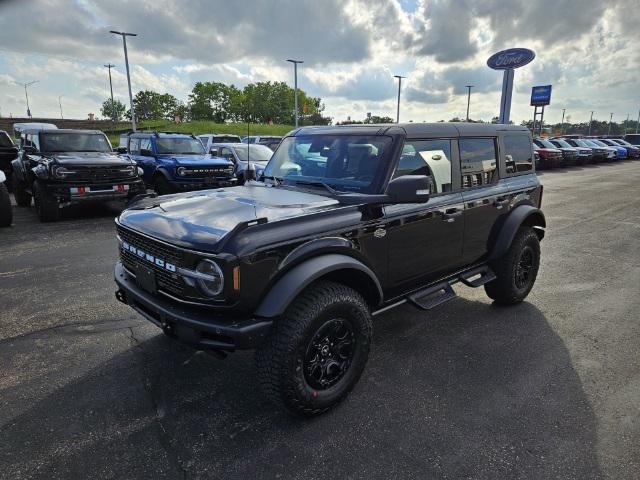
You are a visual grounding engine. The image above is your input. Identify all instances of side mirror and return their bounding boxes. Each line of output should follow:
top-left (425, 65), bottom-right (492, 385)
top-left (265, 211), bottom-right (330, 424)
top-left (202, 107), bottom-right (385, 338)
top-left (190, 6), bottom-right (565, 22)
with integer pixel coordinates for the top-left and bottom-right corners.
top-left (209, 147), bottom-right (219, 156)
top-left (23, 145), bottom-right (37, 154)
top-left (386, 175), bottom-right (431, 203)
top-left (140, 148), bottom-right (153, 157)
top-left (116, 146), bottom-right (128, 154)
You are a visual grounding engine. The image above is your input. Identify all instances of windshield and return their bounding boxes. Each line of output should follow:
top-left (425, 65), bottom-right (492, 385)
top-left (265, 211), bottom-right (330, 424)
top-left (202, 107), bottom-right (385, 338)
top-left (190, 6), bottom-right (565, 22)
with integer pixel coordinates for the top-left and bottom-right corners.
top-left (615, 139), bottom-right (631, 146)
top-left (41, 132), bottom-right (111, 152)
top-left (264, 135), bottom-right (392, 193)
top-left (590, 140), bottom-right (608, 147)
top-left (234, 144), bottom-right (273, 162)
top-left (0, 131), bottom-right (15, 148)
top-left (536, 139), bottom-right (557, 149)
top-left (157, 137), bottom-right (205, 155)
top-left (574, 139), bottom-right (590, 147)
top-left (553, 139), bottom-right (572, 148)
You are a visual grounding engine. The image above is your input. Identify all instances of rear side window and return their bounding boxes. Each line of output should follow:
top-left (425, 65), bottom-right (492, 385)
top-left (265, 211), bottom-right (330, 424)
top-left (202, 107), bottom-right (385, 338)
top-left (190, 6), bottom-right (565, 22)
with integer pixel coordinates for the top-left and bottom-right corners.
top-left (459, 138), bottom-right (498, 188)
top-left (503, 135), bottom-right (533, 174)
top-left (394, 139), bottom-right (452, 194)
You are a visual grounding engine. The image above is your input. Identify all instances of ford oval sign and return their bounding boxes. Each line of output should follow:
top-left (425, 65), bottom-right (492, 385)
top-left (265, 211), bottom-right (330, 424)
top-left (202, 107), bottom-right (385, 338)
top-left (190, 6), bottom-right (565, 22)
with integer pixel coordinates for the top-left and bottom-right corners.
top-left (487, 48), bottom-right (535, 70)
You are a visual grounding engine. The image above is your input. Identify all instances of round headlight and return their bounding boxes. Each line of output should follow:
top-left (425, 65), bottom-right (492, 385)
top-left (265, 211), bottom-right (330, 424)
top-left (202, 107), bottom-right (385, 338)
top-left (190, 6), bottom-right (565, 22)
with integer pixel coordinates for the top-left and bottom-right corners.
top-left (195, 259), bottom-right (224, 297)
top-left (53, 166), bottom-right (72, 178)
top-left (176, 166), bottom-right (187, 176)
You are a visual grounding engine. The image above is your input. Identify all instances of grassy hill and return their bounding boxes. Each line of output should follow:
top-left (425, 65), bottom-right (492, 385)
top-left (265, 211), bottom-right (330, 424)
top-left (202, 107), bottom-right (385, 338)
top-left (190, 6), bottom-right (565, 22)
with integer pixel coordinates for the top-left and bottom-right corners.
top-left (107, 120), bottom-right (294, 145)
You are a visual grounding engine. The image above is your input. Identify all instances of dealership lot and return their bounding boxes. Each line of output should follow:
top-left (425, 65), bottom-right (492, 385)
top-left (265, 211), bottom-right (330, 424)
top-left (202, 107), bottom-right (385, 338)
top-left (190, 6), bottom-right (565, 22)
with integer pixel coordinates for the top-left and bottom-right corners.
top-left (1, 161), bottom-right (639, 479)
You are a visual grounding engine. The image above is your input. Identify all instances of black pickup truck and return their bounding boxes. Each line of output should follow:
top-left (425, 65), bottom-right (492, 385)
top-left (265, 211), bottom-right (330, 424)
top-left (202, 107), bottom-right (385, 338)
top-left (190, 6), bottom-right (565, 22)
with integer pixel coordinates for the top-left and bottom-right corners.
top-left (12, 129), bottom-right (145, 222)
top-left (114, 123), bottom-right (545, 416)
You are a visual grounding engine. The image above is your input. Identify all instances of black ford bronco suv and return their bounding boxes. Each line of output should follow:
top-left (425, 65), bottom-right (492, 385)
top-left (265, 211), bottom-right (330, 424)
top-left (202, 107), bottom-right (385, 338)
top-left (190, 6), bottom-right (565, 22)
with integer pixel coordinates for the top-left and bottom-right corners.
top-left (12, 129), bottom-right (145, 222)
top-left (114, 123), bottom-right (545, 416)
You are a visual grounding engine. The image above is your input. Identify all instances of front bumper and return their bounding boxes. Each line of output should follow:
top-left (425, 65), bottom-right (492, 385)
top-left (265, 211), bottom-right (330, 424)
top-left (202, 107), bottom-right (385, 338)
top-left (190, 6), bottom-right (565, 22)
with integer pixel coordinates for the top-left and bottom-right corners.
top-left (47, 179), bottom-right (146, 202)
top-left (114, 261), bottom-right (272, 351)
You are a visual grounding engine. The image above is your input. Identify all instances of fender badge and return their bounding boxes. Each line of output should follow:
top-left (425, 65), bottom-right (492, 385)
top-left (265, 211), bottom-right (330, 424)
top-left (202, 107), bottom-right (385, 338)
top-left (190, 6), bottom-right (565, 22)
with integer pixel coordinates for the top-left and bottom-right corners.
top-left (374, 228), bottom-right (387, 238)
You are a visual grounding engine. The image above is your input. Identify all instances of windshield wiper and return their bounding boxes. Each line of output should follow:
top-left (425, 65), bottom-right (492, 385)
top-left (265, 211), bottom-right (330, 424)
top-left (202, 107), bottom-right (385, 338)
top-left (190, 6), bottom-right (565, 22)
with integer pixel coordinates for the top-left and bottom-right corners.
top-left (291, 180), bottom-right (341, 195)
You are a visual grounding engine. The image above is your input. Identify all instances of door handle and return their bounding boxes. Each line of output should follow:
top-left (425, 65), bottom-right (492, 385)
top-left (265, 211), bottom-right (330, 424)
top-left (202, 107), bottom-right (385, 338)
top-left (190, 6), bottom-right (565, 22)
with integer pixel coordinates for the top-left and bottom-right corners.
top-left (442, 208), bottom-right (462, 222)
top-left (494, 197), bottom-right (510, 210)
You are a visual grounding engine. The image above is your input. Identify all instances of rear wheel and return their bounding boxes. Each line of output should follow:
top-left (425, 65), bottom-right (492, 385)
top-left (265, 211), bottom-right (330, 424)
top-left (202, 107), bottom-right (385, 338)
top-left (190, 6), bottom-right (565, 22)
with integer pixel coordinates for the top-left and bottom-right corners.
top-left (12, 175), bottom-right (32, 206)
top-left (33, 181), bottom-right (60, 222)
top-left (485, 227), bottom-right (540, 305)
top-left (256, 281), bottom-right (372, 416)
top-left (0, 183), bottom-right (12, 227)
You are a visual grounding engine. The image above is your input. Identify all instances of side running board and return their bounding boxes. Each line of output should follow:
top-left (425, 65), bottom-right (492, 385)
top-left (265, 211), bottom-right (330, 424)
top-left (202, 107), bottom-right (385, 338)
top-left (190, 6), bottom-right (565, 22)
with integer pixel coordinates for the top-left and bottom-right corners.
top-left (408, 283), bottom-right (456, 310)
top-left (458, 265), bottom-right (496, 288)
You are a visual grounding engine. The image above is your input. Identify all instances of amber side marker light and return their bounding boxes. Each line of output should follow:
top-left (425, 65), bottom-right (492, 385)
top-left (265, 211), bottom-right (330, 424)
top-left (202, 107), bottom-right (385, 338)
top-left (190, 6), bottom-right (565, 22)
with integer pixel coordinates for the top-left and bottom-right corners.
top-left (233, 266), bottom-right (240, 291)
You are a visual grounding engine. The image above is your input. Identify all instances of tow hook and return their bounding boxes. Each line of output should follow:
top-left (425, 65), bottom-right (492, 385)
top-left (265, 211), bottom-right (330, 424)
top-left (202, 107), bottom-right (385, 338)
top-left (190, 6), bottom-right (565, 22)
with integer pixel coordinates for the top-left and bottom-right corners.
top-left (115, 289), bottom-right (127, 305)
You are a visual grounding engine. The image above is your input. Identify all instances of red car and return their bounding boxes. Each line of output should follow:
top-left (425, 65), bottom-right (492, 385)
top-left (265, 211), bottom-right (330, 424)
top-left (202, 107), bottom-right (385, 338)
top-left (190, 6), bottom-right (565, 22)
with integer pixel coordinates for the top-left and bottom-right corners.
top-left (533, 138), bottom-right (564, 169)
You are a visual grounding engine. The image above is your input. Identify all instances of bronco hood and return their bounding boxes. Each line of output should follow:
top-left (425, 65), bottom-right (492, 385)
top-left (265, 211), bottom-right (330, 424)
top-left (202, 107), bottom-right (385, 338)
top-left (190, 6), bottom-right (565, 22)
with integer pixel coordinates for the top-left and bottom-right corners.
top-left (158, 155), bottom-right (233, 167)
top-left (118, 184), bottom-right (340, 252)
top-left (52, 152), bottom-right (134, 166)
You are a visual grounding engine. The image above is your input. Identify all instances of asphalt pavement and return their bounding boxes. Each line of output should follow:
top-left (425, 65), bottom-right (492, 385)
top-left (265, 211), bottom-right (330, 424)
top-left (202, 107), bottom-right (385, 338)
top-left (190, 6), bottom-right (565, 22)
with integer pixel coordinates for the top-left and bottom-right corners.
top-left (1, 161), bottom-right (639, 479)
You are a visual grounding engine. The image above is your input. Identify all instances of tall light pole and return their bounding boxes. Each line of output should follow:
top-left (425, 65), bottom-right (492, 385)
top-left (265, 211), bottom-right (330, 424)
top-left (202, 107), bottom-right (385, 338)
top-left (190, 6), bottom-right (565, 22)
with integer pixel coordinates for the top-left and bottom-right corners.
top-left (286, 59), bottom-right (303, 128)
top-left (588, 111), bottom-right (594, 136)
top-left (624, 113), bottom-right (630, 135)
top-left (465, 85), bottom-right (474, 122)
top-left (560, 108), bottom-right (566, 135)
top-left (394, 75), bottom-right (406, 123)
top-left (110, 31), bottom-right (137, 132)
top-left (104, 63), bottom-right (116, 121)
top-left (58, 95), bottom-right (64, 119)
top-left (607, 112), bottom-right (614, 136)
top-left (636, 109), bottom-right (640, 134)
top-left (20, 80), bottom-right (39, 118)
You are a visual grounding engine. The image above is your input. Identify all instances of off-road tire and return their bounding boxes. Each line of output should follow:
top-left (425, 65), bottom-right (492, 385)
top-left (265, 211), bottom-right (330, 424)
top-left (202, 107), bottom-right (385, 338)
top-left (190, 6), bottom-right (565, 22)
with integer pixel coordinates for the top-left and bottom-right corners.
top-left (12, 176), bottom-right (32, 206)
top-left (485, 227), bottom-right (540, 305)
top-left (256, 280), bottom-right (372, 417)
top-left (0, 183), bottom-right (12, 227)
top-left (33, 181), bottom-right (60, 222)
top-left (154, 174), bottom-right (175, 196)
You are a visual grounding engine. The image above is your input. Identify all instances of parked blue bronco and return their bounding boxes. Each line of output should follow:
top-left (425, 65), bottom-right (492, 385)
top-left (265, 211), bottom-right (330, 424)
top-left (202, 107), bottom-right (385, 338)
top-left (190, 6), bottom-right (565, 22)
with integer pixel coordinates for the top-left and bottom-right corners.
top-left (120, 132), bottom-right (237, 195)
top-left (114, 123), bottom-right (546, 416)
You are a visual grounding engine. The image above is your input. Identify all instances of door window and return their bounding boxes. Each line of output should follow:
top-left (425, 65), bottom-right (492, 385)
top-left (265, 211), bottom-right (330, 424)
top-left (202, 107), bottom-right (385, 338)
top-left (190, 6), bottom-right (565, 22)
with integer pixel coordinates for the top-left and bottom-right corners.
top-left (129, 138), bottom-right (141, 155)
top-left (503, 135), bottom-right (533, 174)
top-left (459, 138), bottom-right (498, 188)
top-left (139, 138), bottom-right (152, 154)
top-left (393, 139), bottom-right (452, 194)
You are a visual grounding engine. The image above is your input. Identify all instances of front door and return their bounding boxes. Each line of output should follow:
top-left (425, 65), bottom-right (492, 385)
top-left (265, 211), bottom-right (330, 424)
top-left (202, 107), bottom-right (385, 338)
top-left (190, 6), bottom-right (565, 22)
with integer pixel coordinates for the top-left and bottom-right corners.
top-left (384, 138), bottom-right (464, 294)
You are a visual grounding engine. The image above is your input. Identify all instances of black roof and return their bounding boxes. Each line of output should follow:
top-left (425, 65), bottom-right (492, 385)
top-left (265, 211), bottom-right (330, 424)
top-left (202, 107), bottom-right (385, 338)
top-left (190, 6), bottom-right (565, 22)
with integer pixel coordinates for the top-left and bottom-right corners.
top-left (293, 123), bottom-right (529, 138)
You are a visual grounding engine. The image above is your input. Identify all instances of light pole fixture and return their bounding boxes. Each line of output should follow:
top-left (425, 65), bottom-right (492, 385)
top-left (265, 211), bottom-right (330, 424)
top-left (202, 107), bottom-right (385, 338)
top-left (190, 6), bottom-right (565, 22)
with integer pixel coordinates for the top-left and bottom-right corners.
top-left (465, 85), bottom-right (474, 122)
top-left (286, 59), bottom-right (303, 128)
top-left (588, 111), bottom-right (594, 136)
top-left (607, 112), bottom-right (614, 136)
top-left (58, 95), bottom-right (64, 119)
top-left (394, 75), bottom-right (406, 123)
top-left (560, 108), bottom-right (566, 135)
top-left (110, 31), bottom-right (137, 132)
top-left (625, 113), bottom-right (630, 135)
top-left (104, 63), bottom-right (116, 121)
top-left (20, 80), bottom-right (39, 118)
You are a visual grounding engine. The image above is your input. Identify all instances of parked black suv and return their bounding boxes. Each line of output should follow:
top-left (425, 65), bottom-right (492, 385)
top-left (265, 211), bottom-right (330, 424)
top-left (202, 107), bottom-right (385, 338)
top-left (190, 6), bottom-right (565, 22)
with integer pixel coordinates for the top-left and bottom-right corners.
top-left (0, 130), bottom-right (19, 191)
top-left (114, 123), bottom-right (545, 416)
top-left (12, 129), bottom-right (145, 222)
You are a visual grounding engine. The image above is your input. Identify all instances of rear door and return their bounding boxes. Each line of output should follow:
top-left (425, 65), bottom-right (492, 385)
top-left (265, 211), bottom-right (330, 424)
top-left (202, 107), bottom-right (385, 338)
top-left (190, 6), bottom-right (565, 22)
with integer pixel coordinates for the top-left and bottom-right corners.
top-left (385, 138), bottom-right (464, 292)
top-left (459, 137), bottom-right (504, 265)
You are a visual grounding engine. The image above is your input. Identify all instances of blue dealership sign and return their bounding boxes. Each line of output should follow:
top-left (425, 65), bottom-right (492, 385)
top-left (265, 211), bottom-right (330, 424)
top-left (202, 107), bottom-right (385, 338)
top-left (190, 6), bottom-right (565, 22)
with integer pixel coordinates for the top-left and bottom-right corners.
top-left (487, 48), bottom-right (536, 70)
top-left (530, 85), bottom-right (552, 106)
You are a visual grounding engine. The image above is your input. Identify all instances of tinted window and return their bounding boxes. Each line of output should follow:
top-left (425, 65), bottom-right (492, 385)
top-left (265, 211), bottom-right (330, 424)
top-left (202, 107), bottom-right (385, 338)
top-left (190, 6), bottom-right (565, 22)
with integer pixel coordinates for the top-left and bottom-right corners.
top-left (503, 135), bottom-right (533, 174)
top-left (459, 138), bottom-right (498, 188)
top-left (394, 139), bottom-right (452, 194)
top-left (41, 133), bottom-right (111, 152)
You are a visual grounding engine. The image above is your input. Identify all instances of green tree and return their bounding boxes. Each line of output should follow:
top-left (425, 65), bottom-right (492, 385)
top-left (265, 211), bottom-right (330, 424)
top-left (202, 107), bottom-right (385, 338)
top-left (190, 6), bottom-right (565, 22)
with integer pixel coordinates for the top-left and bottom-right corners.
top-left (188, 82), bottom-right (241, 122)
top-left (100, 98), bottom-right (126, 121)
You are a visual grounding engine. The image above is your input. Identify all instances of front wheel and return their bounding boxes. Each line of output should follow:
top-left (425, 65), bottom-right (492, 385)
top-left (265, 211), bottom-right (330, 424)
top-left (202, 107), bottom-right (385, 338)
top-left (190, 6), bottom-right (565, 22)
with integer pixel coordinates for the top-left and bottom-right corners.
top-left (485, 227), bottom-right (540, 305)
top-left (33, 181), bottom-right (60, 222)
top-left (12, 175), bottom-right (32, 206)
top-left (154, 175), bottom-right (175, 196)
top-left (256, 281), bottom-right (372, 416)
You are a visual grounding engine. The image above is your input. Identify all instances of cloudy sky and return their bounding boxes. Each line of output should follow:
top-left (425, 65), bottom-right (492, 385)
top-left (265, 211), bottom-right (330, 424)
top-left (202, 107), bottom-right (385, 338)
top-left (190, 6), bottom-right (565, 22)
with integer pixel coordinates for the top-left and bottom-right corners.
top-left (0, 0), bottom-right (638, 125)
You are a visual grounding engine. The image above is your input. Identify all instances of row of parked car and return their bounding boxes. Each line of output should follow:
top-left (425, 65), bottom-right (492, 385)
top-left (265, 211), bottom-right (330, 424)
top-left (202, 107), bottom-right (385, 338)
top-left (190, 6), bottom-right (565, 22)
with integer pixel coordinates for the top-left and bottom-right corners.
top-left (0, 123), bottom-right (283, 223)
top-left (533, 135), bottom-right (640, 169)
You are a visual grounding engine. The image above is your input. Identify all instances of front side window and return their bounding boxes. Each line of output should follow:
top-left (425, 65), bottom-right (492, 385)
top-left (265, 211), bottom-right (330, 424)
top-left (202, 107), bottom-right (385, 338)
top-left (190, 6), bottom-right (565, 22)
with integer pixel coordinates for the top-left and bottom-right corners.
top-left (41, 133), bottom-right (111, 153)
top-left (503, 135), bottom-right (533, 174)
top-left (394, 139), bottom-right (452, 194)
top-left (139, 138), bottom-right (152, 152)
top-left (156, 137), bottom-right (206, 155)
top-left (264, 135), bottom-right (393, 193)
top-left (129, 138), bottom-right (141, 155)
top-left (459, 138), bottom-right (498, 188)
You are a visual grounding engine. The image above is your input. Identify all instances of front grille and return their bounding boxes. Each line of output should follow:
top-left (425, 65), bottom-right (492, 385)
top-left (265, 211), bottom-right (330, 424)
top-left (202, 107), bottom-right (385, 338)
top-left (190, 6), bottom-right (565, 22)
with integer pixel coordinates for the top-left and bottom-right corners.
top-left (183, 166), bottom-right (234, 177)
top-left (117, 226), bottom-right (185, 296)
top-left (63, 167), bottom-right (134, 183)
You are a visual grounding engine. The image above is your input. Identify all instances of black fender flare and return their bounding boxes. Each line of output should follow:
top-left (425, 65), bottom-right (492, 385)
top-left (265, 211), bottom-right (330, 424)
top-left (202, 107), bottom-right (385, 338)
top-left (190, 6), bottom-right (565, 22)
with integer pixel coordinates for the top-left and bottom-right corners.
top-left (488, 205), bottom-right (546, 261)
top-left (153, 167), bottom-right (172, 181)
top-left (10, 159), bottom-right (26, 182)
top-left (254, 253), bottom-right (383, 318)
